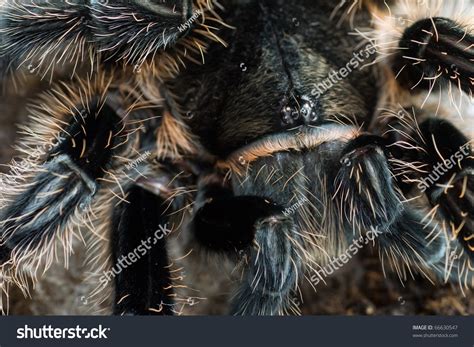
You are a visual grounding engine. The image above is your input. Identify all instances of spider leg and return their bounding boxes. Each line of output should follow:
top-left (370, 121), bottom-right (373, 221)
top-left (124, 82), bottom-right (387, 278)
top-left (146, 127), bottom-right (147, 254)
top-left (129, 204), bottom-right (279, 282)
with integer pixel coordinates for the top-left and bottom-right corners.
top-left (111, 185), bottom-right (175, 315)
top-left (334, 134), bottom-right (449, 282)
top-left (415, 119), bottom-right (473, 259)
top-left (376, 108), bottom-right (474, 289)
top-left (191, 173), bottom-right (302, 315)
top-left (229, 214), bottom-right (302, 316)
top-left (0, 106), bottom-right (119, 261)
top-left (0, 77), bottom-right (137, 285)
top-left (334, 135), bottom-right (401, 233)
top-left (105, 153), bottom-right (200, 315)
top-left (394, 17), bottom-right (473, 94)
top-left (0, 0), bottom-right (90, 78)
top-left (0, 0), bottom-right (216, 76)
top-left (388, 116), bottom-right (474, 287)
top-left (90, 0), bottom-right (195, 66)
top-left (375, 208), bottom-right (451, 282)
top-left (0, 49), bottom-right (13, 86)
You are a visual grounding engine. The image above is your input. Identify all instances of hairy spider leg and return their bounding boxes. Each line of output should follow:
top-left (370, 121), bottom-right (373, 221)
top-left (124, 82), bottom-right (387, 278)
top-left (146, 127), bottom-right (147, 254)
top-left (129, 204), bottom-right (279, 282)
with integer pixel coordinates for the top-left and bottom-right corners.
top-left (191, 172), bottom-right (302, 315)
top-left (111, 185), bottom-right (176, 315)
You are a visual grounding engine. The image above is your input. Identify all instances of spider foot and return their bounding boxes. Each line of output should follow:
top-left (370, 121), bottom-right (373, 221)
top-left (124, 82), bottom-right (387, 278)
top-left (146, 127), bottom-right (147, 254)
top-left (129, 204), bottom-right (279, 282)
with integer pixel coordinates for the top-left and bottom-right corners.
top-left (396, 17), bottom-right (473, 94)
top-left (334, 135), bottom-right (401, 233)
top-left (416, 119), bottom-right (473, 259)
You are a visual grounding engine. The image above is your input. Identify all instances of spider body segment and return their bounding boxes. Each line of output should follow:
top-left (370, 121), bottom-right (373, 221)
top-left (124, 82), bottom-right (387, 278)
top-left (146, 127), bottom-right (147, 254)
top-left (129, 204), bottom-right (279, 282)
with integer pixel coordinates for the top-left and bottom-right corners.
top-left (0, 0), bottom-right (473, 315)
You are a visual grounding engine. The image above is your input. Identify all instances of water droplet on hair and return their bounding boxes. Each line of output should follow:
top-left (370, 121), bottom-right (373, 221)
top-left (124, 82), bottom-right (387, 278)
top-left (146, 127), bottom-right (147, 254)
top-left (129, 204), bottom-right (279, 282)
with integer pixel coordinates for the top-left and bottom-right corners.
top-left (340, 157), bottom-right (351, 167)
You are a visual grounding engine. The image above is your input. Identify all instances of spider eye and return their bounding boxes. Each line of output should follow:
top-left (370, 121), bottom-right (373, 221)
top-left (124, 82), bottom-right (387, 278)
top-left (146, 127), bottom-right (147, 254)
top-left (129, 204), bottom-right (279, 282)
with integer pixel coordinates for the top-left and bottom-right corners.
top-left (280, 93), bottom-right (319, 128)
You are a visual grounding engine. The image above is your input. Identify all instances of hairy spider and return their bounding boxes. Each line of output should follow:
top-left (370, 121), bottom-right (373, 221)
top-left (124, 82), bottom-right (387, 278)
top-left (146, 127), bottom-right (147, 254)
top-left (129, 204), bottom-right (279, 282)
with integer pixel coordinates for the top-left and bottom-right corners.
top-left (0, 0), bottom-right (472, 315)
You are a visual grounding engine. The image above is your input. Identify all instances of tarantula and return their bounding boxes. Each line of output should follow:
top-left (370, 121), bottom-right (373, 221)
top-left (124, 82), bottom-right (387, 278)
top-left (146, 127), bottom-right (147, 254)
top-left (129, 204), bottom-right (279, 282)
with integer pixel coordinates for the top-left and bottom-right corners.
top-left (0, 0), bottom-right (472, 315)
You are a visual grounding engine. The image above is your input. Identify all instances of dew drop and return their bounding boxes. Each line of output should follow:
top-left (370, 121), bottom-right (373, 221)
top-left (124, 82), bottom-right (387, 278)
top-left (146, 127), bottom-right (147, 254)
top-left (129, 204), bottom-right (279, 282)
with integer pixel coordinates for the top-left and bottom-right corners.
top-left (340, 157), bottom-right (351, 167)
